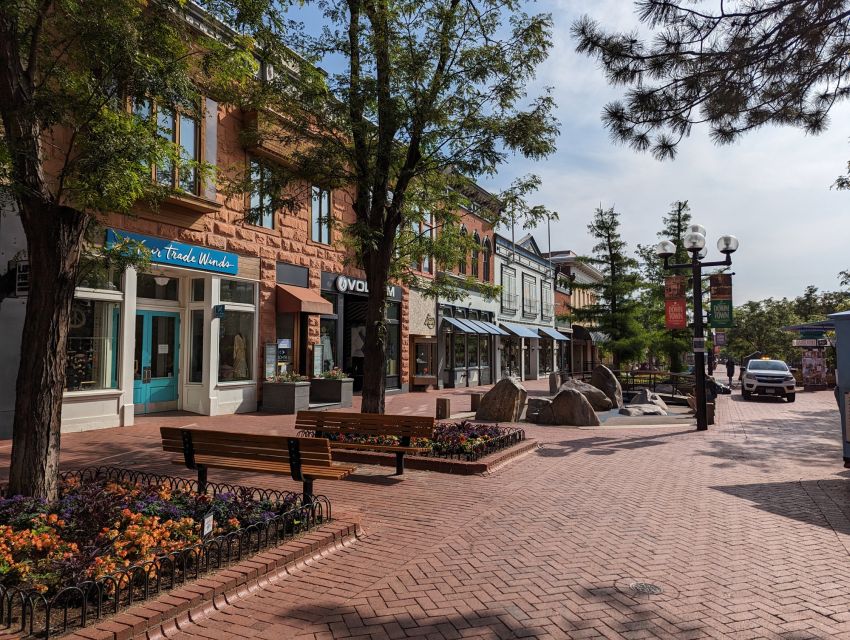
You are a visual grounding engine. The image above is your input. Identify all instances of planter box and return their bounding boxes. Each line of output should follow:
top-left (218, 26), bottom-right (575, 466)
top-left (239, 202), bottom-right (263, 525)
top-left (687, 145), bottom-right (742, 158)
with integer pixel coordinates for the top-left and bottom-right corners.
top-left (263, 381), bottom-right (311, 414)
top-left (310, 378), bottom-right (354, 407)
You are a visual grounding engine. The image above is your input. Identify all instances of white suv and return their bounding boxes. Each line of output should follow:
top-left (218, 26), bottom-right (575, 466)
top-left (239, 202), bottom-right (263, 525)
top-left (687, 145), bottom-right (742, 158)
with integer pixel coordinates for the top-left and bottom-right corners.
top-left (742, 359), bottom-right (796, 402)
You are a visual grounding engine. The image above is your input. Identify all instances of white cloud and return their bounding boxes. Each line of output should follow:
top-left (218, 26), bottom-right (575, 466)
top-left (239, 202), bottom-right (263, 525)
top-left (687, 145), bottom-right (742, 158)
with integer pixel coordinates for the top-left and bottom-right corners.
top-left (482, 0), bottom-right (850, 303)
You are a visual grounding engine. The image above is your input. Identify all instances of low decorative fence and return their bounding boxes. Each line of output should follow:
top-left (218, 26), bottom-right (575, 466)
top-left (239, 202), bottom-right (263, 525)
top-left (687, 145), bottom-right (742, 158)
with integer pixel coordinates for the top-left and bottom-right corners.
top-left (0, 466), bottom-right (331, 639)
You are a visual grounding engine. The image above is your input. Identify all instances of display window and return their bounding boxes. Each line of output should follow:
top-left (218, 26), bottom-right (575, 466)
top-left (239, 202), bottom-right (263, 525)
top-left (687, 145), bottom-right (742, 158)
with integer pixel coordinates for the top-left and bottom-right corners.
top-left (65, 299), bottom-right (120, 391)
top-left (218, 311), bottom-right (253, 382)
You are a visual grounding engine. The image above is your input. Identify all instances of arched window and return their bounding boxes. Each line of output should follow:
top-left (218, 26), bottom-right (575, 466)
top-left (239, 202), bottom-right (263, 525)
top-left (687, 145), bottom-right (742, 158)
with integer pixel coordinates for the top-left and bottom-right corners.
top-left (482, 237), bottom-right (492, 282)
top-left (458, 226), bottom-right (467, 275)
top-left (471, 232), bottom-right (480, 278)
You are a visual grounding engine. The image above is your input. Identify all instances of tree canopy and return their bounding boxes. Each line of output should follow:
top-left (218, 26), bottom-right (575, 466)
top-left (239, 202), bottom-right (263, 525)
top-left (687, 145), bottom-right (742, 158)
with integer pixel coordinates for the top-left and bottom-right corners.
top-left (572, 1), bottom-right (850, 159)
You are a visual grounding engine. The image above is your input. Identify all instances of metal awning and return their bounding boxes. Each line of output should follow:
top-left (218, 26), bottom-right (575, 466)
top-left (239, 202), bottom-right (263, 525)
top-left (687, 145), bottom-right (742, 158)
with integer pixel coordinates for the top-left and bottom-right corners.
top-left (500, 322), bottom-right (540, 339)
top-left (276, 284), bottom-right (333, 315)
top-left (462, 319), bottom-right (492, 334)
top-left (538, 326), bottom-right (568, 341)
top-left (442, 317), bottom-right (473, 333)
top-left (455, 318), bottom-right (483, 333)
top-left (478, 321), bottom-right (509, 336)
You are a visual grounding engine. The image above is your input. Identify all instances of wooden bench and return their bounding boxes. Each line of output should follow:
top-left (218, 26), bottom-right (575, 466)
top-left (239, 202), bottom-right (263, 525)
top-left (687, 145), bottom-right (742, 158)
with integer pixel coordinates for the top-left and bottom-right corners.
top-left (160, 427), bottom-right (356, 502)
top-left (295, 411), bottom-right (435, 475)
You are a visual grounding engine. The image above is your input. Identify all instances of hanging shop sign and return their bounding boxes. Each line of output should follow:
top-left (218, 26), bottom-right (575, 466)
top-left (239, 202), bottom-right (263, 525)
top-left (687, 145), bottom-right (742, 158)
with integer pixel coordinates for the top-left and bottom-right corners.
top-left (665, 298), bottom-right (688, 330)
top-left (321, 271), bottom-right (403, 301)
top-left (107, 230), bottom-right (238, 275)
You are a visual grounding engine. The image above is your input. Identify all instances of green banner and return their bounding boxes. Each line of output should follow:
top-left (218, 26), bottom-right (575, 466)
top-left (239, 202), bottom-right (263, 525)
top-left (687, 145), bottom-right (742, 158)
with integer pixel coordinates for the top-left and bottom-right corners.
top-left (710, 300), bottom-right (733, 328)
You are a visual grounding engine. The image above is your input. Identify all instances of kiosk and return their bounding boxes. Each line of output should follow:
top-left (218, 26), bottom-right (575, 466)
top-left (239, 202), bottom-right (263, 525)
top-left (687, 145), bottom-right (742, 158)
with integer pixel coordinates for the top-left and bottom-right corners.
top-left (830, 310), bottom-right (850, 466)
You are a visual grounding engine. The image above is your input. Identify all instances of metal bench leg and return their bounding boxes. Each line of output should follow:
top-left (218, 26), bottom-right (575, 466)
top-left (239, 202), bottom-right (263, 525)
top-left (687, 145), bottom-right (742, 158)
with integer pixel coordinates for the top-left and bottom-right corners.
top-left (395, 452), bottom-right (405, 475)
top-left (302, 478), bottom-right (314, 505)
top-left (197, 464), bottom-right (208, 495)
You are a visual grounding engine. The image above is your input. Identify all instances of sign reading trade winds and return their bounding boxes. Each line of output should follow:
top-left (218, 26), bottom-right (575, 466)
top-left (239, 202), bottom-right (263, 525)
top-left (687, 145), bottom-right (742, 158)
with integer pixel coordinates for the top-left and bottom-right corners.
top-left (106, 230), bottom-right (239, 275)
top-left (709, 273), bottom-right (733, 328)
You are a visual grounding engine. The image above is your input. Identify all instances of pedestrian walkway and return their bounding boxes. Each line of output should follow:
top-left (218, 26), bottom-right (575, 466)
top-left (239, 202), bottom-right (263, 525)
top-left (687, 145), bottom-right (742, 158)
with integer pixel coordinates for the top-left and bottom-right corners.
top-left (4, 388), bottom-right (849, 639)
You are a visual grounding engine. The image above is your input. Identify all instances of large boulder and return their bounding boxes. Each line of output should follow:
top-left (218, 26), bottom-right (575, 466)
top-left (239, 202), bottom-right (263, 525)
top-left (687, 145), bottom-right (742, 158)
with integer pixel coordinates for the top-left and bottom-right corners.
top-left (536, 388), bottom-right (601, 426)
top-left (619, 403), bottom-right (668, 417)
top-left (527, 397), bottom-right (552, 423)
top-left (559, 378), bottom-right (613, 411)
top-left (630, 388), bottom-right (669, 412)
top-left (475, 377), bottom-right (527, 422)
top-left (590, 365), bottom-right (623, 408)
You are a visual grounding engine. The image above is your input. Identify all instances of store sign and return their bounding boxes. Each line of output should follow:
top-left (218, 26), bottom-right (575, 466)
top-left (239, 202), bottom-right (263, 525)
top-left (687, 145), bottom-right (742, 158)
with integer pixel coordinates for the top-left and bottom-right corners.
top-left (665, 299), bottom-right (688, 329)
top-left (323, 271), bottom-right (402, 300)
top-left (106, 230), bottom-right (238, 275)
top-left (711, 300), bottom-right (733, 328)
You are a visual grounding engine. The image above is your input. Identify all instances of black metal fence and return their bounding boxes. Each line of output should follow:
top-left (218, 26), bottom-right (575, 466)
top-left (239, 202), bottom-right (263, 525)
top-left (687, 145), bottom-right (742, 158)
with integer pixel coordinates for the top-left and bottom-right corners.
top-left (0, 467), bottom-right (331, 639)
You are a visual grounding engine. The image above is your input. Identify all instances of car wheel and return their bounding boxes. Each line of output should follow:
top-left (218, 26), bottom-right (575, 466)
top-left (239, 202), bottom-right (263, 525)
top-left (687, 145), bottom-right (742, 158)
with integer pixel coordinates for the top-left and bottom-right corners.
top-left (787, 393), bottom-right (796, 403)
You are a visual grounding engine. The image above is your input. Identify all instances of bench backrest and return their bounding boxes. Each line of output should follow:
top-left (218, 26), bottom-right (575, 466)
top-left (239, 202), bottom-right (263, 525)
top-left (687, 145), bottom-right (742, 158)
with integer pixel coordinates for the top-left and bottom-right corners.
top-left (160, 427), bottom-right (335, 468)
top-left (295, 411), bottom-right (435, 439)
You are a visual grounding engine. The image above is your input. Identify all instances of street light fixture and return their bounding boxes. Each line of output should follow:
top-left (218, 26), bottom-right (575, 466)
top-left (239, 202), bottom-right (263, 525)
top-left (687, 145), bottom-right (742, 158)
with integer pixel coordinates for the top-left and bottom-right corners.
top-left (655, 223), bottom-right (740, 431)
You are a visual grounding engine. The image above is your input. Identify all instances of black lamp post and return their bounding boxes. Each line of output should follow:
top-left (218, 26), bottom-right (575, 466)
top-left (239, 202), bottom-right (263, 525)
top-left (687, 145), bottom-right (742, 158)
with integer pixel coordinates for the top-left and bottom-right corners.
top-left (656, 227), bottom-right (739, 431)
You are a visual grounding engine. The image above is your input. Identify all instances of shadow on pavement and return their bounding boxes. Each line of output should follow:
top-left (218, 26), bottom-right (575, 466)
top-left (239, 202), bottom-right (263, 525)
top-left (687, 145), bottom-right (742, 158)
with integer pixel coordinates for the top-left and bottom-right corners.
top-left (536, 430), bottom-right (695, 458)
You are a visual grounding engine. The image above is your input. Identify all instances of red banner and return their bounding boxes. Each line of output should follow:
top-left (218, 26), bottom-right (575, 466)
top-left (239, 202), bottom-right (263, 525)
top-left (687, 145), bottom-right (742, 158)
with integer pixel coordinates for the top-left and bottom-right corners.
top-left (664, 276), bottom-right (687, 300)
top-left (665, 299), bottom-right (688, 330)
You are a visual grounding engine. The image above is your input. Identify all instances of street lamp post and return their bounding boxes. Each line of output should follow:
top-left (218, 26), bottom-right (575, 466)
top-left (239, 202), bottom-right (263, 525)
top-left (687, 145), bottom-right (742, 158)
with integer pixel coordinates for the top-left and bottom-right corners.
top-left (656, 228), bottom-right (739, 431)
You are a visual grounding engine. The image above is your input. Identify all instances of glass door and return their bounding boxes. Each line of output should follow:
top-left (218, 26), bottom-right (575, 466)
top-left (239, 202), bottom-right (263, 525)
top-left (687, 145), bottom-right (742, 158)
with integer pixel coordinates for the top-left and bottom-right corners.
top-left (133, 310), bottom-right (180, 414)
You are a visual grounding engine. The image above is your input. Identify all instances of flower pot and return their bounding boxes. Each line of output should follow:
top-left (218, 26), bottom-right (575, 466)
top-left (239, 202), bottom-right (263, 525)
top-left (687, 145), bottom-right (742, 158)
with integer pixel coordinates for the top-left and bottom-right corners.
top-left (310, 378), bottom-right (354, 407)
top-left (262, 381), bottom-right (311, 414)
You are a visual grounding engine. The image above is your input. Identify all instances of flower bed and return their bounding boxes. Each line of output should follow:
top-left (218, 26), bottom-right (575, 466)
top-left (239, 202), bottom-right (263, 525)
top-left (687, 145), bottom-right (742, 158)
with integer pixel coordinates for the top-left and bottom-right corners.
top-left (302, 421), bottom-right (525, 461)
top-left (0, 467), bottom-right (330, 638)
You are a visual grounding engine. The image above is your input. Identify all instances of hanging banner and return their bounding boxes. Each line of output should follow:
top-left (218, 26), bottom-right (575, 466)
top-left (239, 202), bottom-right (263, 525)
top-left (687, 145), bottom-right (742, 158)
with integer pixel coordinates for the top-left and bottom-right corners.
top-left (664, 276), bottom-right (687, 300)
top-left (714, 331), bottom-right (727, 346)
top-left (709, 273), bottom-right (733, 300)
top-left (665, 299), bottom-right (688, 329)
top-left (711, 300), bottom-right (733, 328)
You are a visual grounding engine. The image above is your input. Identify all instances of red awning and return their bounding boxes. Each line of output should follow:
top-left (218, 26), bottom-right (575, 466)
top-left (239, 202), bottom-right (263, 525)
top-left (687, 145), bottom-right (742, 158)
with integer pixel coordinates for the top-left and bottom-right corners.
top-left (276, 284), bottom-right (333, 315)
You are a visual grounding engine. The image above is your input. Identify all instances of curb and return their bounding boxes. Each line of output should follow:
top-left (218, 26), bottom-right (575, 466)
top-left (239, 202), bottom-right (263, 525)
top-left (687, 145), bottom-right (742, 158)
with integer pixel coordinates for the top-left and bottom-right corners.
top-left (63, 518), bottom-right (362, 640)
top-left (330, 439), bottom-right (539, 475)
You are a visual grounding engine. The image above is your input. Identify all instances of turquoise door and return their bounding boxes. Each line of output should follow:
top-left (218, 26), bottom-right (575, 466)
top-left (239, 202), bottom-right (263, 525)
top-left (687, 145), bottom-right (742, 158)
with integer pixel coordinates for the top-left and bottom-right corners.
top-left (133, 311), bottom-right (180, 414)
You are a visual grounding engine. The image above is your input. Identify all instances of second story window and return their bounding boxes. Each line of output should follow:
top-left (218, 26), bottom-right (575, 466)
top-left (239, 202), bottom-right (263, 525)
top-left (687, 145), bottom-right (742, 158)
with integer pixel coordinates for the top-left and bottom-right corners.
top-left (136, 98), bottom-right (200, 196)
top-left (471, 232), bottom-right (480, 278)
top-left (541, 281), bottom-right (554, 319)
top-left (522, 273), bottom-right (538, 317)
top-left (501, 267), bottom-right (517, 311)
top-left (482, 237), bottom-right (492, 282)
top-left (311, 186), bottom-right (331, 244)
top-left (248, 158), bottom-right (274, 229)
top-left (458, 226), bottom-right (467, 275)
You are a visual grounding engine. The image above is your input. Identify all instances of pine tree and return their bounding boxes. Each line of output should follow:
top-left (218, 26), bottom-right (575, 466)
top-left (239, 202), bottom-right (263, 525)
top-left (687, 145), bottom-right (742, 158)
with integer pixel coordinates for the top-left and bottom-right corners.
top-left (573, 206), bottom-right (645, 369)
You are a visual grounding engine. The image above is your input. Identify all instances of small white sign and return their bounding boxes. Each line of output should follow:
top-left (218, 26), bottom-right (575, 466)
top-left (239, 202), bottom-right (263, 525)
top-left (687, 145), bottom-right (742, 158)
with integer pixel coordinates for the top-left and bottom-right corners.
top-left (203, 512), bottom-right (214, 537)
top-left (693, 337), bottom-right (706, 353)
top-left (158, 343), bottom-right (169, 354)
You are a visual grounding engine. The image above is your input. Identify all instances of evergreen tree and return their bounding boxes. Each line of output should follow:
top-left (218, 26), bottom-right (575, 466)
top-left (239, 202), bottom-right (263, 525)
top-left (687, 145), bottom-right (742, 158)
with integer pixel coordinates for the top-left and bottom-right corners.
top-left (573, 206), bottom-right (645, 369)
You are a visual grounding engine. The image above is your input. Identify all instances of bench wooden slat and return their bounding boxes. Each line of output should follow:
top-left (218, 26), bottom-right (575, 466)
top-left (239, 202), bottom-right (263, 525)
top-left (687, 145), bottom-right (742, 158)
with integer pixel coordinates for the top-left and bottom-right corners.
top-left (190, 456), bottom-right (354, 480)
top-left (327, 443), bottom-right (429, 453)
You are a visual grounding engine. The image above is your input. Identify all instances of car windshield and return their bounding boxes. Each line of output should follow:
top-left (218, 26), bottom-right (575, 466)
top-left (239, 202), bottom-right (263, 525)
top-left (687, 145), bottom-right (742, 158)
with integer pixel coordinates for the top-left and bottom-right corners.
top-left (748, 360), bottom-right (788, 372)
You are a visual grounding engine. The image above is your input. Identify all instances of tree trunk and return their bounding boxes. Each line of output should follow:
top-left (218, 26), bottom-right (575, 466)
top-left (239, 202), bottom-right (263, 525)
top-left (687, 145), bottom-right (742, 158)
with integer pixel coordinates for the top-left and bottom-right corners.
top-left (8, 201), bottom-right (88, 499)
top-left (360, 249), bottom-right (391, 415)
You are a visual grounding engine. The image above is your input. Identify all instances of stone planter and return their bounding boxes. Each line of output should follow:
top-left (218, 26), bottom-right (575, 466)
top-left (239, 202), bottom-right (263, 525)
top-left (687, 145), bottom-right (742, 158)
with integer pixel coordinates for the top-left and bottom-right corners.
top-left (310, 377), bottom-right (354, 408)
top-left (262, 381), bottom-right (311, 414)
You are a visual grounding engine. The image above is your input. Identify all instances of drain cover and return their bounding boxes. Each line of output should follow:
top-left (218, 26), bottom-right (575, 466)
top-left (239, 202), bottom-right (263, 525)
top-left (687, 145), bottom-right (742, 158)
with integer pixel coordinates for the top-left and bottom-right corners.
top-left (629, 582), bottom-right (663, 595)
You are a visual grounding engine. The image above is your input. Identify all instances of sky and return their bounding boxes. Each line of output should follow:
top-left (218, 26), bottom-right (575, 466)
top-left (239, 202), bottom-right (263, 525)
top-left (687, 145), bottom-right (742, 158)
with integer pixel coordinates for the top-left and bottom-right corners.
top-left (475, 0), bottom-right (850, 303)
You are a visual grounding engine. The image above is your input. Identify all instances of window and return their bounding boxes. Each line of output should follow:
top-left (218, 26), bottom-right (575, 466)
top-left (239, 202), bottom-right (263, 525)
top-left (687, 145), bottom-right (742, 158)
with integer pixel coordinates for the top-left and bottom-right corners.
top-left (220, 279), bottom-right (255, 304)
top-left (65, 300), bottom-right (120, 391)
top-left (541, 280), bottom-right (554, 319)
top-left (422, 214), bottom-right (433, 273)
top-left (454, 335), bottom-right (466, 368)
top-left (190, 309), bottom-right (204, 383)
top-left (218, 311), bottom-right (253, 381)
top-left (385, 301), bottom-right (401, 381)
top-left (248, 158), bottom-right (275, 228)
top-left (482, 238), bottom-right (491, 282)
top-left (467, 335), bottom-right (479, 367)
top-left (471, 233), bottom-right (480, 278)
top-left (501, 267), bottom-right (517, 311)
top-left (135, 98), bottom-right (201, 195)
top-left (458, 226), bottom-right (467, 275)
top-left (311, 186), bottom-right (331, 244)
top-left (191, 278), bottom-right (205, 302)
top-left (320, 318), bottom-right (337, 372)
top-left (523, 274), bottom-right (538, 317)
top-left (137, 274), bottom-right (178, 301)
top-left (480, 335), bottom-right (491, 368)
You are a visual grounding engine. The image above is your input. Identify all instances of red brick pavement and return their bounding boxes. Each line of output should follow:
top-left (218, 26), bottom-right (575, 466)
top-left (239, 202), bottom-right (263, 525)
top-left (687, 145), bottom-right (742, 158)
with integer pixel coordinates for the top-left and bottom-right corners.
top-left (3, 385), bottom-right (850, 639)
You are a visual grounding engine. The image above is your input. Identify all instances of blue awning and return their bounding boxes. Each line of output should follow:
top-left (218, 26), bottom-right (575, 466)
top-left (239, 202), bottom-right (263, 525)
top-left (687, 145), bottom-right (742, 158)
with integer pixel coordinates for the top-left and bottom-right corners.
top-left (455, 318), bottom-right (484, 333)
top-left (442, 317), bottom-right (473, 333)
top-left (478, 321), bottom-right (509, 336)
top-left (500, 322), bottom-right (540, 339)
top-left (538, 326), bottom-right (568, 341)
top-left (462, 319), bottom-right (492, 334)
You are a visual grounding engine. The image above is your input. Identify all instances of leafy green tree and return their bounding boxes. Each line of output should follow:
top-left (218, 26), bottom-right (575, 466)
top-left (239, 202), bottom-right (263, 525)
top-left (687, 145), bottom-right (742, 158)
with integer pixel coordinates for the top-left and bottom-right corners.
top-left (0, 0), bottom-right (281, 499)
top-left (840, 270), bottom-right (850, 290)
top-left (572, 1), bottom-right (850, 160)
top-left (573, 206), bottom-right (645, 369)
top-left (249, 0), bottom-right (559, 413)
top-left (726, 299), bottom-right (799, 363)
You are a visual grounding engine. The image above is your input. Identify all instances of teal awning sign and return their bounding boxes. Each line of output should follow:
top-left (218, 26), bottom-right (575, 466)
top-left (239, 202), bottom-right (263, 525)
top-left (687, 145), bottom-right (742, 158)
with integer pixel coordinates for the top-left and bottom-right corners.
top-left (107, 229), bottom-right (239, 275)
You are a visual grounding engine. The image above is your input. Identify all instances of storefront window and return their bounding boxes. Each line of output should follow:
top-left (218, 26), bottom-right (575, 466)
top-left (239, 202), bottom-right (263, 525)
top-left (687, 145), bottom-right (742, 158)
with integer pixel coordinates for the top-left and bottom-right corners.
top-left (190, 309), bottom-right (204, 383)
top-left (320, 318), bottom-right (337, 372)
top-left (220, 279), bottom-right (255, 304)
top-left (467, 335), bottom-right (479, 367)
top-left (218, 311), bottom-right (253, 381)
top-left (137, 274), bottom-right (178, 300)
top-left (454, 335), bottom-right (466, 368)
top-left (540, 340), bottom-right (553, 375)
top-left (191, 278), bottom-right (205, 302)
top-left (415, 342), bottom-right (434, 376)
top-left (65, 300), bottom-right (120, 391)
top-left (480, 336), bottom-right (491, 368)
top-left (386, 302), bottom-right (400, 321)
top-left (386, 322), bottom-right (399, 376)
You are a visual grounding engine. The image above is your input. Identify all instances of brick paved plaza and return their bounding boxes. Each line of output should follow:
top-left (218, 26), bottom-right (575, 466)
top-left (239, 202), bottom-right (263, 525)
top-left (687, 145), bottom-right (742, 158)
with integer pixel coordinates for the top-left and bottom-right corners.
top-left (2, 385), bottom-right (847, 639)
